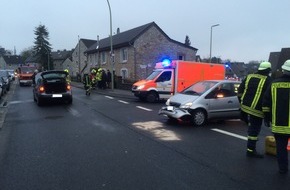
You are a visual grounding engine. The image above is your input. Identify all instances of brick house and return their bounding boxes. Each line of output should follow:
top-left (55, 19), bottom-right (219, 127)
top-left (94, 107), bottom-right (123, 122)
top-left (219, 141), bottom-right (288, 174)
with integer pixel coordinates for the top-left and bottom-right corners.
top-left (71, 39), bottom-right (97, 77)
top-left (85, 22), bottom-right (198, 81)
top-left (51, 49), bottom-right (73, 71)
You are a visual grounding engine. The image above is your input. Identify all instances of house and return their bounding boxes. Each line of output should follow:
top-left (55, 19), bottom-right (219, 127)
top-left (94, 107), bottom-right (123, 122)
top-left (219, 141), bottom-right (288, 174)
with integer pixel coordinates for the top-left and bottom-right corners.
top-left (0, 55), bottom-right (24, 70)
top-left (268, 48), bottom-right (290, 78)
top-left (71, 38), bottom-right (97, 77)
top-left (51, 49), bottom-right (73, 71)
top-left (85, 22), bottom-right (198, 81)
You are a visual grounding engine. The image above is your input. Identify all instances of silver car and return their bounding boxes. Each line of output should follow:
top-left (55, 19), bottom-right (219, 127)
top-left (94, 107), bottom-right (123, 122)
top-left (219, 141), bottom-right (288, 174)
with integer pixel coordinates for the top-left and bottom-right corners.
top-left (159, 80), bottom-right (241, 126)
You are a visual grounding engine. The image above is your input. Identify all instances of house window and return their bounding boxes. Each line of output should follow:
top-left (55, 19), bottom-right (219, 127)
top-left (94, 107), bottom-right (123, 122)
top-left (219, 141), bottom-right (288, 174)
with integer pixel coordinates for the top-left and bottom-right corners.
top-left (101, 52), bottom-right (106, 64)
top-left (120, 48), bottom-right (128, 63)
top-left (120, 68), bottom-right (128, 79)
top-left (178, 54), bottom-right (185, 60)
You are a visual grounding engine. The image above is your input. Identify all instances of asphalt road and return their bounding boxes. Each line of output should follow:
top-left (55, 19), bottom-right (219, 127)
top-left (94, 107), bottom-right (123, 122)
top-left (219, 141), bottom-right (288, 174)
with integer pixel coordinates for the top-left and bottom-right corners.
top-left (0, 82), bottom-right (289, 190)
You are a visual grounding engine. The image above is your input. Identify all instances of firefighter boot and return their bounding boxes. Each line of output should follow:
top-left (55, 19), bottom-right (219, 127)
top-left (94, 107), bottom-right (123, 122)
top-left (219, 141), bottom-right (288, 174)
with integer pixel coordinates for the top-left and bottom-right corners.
top-left (246, 149), bottom-right (264, 158)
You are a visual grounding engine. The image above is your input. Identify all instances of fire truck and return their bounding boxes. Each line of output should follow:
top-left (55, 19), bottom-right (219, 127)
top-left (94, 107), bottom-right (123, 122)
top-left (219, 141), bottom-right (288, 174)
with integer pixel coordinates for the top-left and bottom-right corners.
top-left (18, 65), bottom-right (37, 86)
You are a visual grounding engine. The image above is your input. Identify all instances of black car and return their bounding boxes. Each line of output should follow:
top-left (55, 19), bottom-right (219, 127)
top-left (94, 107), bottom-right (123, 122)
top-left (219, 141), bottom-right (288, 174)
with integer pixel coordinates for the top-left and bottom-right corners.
top-left (0, 70), bottom-right (11, 92)
top-left (33, 70), bottom-right (73, 106)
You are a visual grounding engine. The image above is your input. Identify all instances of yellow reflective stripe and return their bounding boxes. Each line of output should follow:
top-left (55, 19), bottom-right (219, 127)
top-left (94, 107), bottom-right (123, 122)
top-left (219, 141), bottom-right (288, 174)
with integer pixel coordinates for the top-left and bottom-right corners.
top-left (262, 107), bottom-right (270, 112)
top-left (241, 76), bottom-right (252, 101)
top-left (248, 136), bottom-right (258, 140)
top-left (272, 126), bottom-right (290, 134)
top-left (241, 105), bottom-right (264, 118)
top-left (272, 84), bottom-right (277, 125)
top-left (251, 78), bottom-right (266, 108)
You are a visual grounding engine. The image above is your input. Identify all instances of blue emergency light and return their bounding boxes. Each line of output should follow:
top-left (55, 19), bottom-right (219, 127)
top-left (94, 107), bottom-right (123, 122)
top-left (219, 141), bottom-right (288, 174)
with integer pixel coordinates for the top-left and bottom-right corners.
top-left (161, 59), bottom-right (171, 67)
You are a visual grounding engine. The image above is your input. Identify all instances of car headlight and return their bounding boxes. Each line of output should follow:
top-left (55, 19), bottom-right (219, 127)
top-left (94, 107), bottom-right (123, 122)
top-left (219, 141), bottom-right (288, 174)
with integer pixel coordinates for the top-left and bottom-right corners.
top-left (137, 85), bottom-right (145, 90)
top-left (165, 99), bottom-right (170, 106)
top-left (180, 102), bottom-right (193, 109)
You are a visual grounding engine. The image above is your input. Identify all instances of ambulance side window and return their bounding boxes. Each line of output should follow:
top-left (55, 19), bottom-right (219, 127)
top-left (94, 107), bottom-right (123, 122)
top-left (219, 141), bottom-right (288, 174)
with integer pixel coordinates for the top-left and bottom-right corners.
top-left (156, 71), bottom-right (171, 82)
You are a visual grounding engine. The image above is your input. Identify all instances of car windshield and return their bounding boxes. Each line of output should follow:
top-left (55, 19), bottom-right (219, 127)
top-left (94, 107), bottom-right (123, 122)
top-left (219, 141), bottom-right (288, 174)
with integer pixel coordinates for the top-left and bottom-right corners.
top-left (20, 67), bottom-right (35, 74)
top-left (42, 72), bottom-right (67, 79)
top-left (146, 70), bottom-right (162, 80)
top-left (181, 81), bottom-right (218, 95)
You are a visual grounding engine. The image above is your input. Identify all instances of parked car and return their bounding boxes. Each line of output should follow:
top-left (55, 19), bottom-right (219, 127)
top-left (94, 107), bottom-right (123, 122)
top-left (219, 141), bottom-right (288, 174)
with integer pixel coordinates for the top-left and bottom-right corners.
top-left (159, 80), bottom-right (241, 126)
top-left (0, 79), bottom-right (4, 98)
top-left (0, 70), bottom-right (11, 92)
top-left (32, 70), bottom-right (73, 106)
top-left (7, 69), bottom-right (15, 81)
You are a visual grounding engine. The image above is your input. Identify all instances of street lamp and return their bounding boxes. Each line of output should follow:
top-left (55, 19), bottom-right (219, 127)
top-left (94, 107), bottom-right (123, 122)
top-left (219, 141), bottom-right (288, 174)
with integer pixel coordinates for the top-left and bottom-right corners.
top-left (209, 24), bottom-right (219, 63)
top-left (106, 0), bottom-right (114, 90)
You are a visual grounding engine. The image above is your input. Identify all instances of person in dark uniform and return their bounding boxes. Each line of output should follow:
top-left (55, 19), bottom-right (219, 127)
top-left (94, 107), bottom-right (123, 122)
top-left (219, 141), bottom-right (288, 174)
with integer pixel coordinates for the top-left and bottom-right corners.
top-left (238, 61), bottom-right (272, 158)
top-left (263, 60), bottom-right (290, 174)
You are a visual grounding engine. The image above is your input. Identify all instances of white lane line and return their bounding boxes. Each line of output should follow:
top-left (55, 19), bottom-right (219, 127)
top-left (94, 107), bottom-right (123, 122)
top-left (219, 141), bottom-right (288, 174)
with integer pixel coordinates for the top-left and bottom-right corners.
top-left (118, 100), bottom-right (129, 104)
top-left (9, 100), bottom-right (34, 104)
top-left (211, 128), bottom-right (247, 141)
top-left (105, 96), bottom-right (114, 99)
top-left (136, 106), bottom-right (153, 112)
top-left (67, 107), bottom-right (81, 117)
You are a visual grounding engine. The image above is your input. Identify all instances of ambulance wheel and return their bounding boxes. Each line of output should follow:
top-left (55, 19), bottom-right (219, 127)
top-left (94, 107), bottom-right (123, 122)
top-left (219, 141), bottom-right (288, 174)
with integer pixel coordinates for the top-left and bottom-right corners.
top-left (190, 109), bottom-right (207, 126)
top-left (146, 91), bottom-right (158, 103)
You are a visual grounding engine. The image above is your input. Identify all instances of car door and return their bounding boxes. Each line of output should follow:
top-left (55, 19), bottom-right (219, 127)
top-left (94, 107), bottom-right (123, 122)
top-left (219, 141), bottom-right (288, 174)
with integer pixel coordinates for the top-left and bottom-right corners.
top-left (207, 82), bottom-right (240, 119)
top-left (156, 70), bottom-right (173, 99)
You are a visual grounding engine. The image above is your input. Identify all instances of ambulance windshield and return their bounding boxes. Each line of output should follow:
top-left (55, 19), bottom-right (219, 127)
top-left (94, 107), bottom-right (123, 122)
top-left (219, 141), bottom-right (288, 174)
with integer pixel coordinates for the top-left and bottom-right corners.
top-left (146, 70), bottom-right (162, 80)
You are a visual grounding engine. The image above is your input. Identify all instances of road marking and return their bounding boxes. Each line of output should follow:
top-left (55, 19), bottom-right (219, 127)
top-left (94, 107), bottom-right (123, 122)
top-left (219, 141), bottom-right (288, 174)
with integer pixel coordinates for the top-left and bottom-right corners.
top-left (105, 96), bottom-right (114, 99)
top-left (67, 107), bottom-right (81, 117)
top-left (211, 128), bottom-right (247, 141)
top-left (136, 106), bottom-right (152, 112)
top-left (118, 100), bottom-right (129, 104)
top-left (9, 100), bottom-right (34, 105)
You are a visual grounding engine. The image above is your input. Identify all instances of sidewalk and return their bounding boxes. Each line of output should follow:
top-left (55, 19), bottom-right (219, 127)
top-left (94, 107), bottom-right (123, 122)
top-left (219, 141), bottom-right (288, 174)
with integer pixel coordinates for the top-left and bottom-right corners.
top-left (70, 81), bottom-right (133, 98)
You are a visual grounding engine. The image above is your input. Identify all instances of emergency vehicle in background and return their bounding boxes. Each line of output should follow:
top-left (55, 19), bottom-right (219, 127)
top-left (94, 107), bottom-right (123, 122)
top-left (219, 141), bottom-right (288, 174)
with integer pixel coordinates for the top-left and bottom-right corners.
top-left (18, 65), bottom-right (37, 86)
top-left (132, 60), bottom-right (225, 102)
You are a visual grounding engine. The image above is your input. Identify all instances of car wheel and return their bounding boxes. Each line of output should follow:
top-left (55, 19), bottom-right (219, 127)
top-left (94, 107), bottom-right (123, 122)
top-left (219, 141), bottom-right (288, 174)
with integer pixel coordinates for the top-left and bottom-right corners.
top-left (146, 91), bottom-right (158, 103)
top-left (191, 109), bottom-right (207, 126)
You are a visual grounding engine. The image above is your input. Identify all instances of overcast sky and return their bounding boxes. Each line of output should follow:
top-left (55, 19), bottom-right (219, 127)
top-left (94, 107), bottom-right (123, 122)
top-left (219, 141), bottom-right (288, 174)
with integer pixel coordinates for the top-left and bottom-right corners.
top-left (1, 0), bottom-right (290, 63)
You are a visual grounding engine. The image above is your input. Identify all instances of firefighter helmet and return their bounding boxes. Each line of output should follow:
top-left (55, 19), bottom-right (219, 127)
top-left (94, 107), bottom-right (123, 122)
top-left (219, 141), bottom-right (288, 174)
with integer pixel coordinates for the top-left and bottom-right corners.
top-left (258, 61), bottom-right (271, 71)
top-left (282, 60), bottom-right (290, 72)
top-left (91, 69), bottom-right (97, 74)
top-left (64, 69), bottom-right (69, 73)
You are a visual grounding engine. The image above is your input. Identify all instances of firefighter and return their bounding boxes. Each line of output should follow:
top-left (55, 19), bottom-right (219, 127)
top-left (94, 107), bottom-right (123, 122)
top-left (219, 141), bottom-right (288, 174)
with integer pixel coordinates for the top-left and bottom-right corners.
top-left (90, 68), bottom-right (97, 89)
top-left (64, 69), bottom-right (71, 83)
top-left (83, 73), bottom-right (92, 95)
top-left (263, 60), bottom-right (290, 174)
top-left (96, 68), bottom-right (103, 89)
top-left (238, 61), bottom-right (272, 158)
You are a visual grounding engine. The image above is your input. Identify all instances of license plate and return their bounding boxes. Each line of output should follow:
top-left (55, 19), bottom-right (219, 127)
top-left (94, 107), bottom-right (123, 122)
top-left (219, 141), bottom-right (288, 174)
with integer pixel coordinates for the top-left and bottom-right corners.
top-left (167, 106), bottom-right (174, 111)
top-left (52, 94), bottom-right (62, 98)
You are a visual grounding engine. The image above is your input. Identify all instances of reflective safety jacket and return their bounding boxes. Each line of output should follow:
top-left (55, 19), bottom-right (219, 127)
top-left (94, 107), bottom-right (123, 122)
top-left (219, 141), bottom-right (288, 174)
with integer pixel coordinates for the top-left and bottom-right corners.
top-left (262, 75), bottom-right (290, 134)
top-left (238, 73), bottom-right (271, 118)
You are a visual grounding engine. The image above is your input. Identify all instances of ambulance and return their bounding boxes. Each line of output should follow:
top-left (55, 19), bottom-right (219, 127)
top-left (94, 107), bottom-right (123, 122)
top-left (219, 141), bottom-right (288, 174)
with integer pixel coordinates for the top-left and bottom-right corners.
top-left (132, 60), bottom-right (225, 102)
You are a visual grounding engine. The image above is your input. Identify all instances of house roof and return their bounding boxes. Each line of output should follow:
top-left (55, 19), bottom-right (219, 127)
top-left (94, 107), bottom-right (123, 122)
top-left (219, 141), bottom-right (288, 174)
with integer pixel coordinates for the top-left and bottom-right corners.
top-left (2, 55), bottom-right (24, 65)
top-left (80, 39), bottom-right (98, 48)
top-left (277, 48), bottom-right (290, 71)
top-left (85, 22), bottom-right (198, 54)
top-left (51, 49), bottom-right (73, 60)
top-left (268, 52), bottom-right (280, 71)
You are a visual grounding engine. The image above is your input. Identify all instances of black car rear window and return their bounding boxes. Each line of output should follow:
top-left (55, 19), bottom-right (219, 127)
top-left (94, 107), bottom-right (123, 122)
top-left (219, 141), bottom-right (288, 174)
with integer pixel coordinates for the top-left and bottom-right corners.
top-left (42, 73), bottom-right (66, 79)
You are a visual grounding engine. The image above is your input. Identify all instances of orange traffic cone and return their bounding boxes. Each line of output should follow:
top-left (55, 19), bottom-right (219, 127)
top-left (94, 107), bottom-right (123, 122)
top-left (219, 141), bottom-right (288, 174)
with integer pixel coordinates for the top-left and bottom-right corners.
top-left (287, 138), bottom-right (290, 151)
